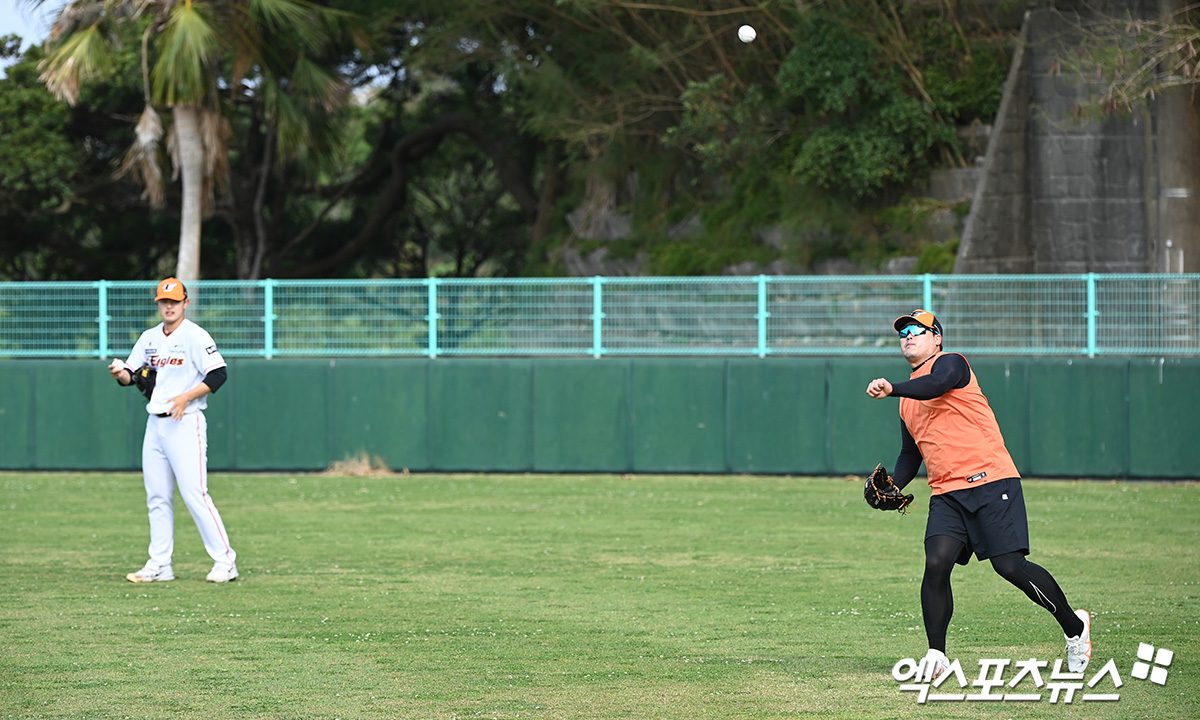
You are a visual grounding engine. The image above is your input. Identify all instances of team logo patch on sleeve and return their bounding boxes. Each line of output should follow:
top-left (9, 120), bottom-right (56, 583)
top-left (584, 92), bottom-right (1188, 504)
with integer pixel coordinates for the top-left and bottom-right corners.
top-left (206, 345), bottom-right (218, 354)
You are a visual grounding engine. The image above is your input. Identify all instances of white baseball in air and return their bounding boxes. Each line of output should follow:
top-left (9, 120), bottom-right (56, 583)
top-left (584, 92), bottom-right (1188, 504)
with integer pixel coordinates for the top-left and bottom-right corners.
top-left (738, 24), bottom-right (756, 43)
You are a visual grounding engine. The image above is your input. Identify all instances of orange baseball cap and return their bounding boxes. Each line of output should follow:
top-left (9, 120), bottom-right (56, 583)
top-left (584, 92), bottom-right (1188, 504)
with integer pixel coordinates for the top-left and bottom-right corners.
top-left (155, 277), bottom-right (187, 301)
top-left (894, 309), bottom-right (943, 335)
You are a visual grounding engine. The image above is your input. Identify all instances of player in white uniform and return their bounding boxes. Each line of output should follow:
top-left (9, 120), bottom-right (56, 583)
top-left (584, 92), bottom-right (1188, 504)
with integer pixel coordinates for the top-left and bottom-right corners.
top-left (108, 277), bottom-right (238, 583)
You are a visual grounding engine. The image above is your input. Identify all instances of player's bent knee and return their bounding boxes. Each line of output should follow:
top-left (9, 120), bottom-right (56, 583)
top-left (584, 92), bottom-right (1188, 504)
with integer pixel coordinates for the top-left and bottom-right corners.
top-left (989, 551), bottom-right (1027, 581)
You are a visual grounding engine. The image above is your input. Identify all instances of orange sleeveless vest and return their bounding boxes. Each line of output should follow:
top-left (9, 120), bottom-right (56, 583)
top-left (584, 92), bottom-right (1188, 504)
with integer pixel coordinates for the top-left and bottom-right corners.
top-left (898, 352), bottom-right (1020, 495)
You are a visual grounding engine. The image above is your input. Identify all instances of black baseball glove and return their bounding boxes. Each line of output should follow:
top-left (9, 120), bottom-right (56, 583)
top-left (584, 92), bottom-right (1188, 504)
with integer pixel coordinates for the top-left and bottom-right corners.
top-left (130, 363), bottom-right (157, 400)
top-left (864, 463), bottom-right (915, 514)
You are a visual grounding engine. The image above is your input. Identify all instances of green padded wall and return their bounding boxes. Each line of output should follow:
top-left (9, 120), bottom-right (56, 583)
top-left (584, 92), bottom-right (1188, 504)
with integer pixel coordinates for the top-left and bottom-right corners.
top-left (828, 358), bottom-right (904, 475)
top-left (629, 359), bottom-right (727, 473)
top-left (430, 360), bottom-right (533, 471)
top-left (0, 362), bottom-right (36, 468)
top-left (968, 358), bottom-right (1031, 474)
top-left (231, 359), bottom-right (331, 470)
top-left (33, 361), bottom-right (144, 470)
top-left (532, 359), bottom-right (630, 472)
top-left (1, 357), bottom-right (1194, 478)
top-left (1027, 358), bottom-right (1129, 477)
top-left (1128, 358), bottom-right (1200, 478)
top-left (328, 359), bottom-right (430, 472)
top-left (725, 359), bottom-right (827, 474)
top-left (628, 357), bottom-right (729, 472)
top-left (204, 378), bottom-right (236, 470)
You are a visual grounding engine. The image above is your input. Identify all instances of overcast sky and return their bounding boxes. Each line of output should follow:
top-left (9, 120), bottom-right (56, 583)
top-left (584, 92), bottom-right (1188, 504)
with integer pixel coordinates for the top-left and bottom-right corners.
top-left (1, 1), bottom-right (51, 75)
top-left (1, 1), bottom-right (51, 53)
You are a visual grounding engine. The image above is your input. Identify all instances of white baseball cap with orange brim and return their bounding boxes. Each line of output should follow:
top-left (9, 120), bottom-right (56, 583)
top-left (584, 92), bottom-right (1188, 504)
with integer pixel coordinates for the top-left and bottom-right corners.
top-left (155, 277), bottom-right (187, 301)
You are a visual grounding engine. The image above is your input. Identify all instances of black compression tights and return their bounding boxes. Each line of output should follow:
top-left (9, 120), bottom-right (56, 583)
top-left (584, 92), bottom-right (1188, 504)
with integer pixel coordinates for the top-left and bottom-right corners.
top-left (921, 535), bottom-right (1085, 652)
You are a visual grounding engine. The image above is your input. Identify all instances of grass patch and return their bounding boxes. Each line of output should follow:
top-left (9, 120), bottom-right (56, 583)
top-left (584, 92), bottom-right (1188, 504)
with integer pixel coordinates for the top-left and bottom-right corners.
top-left (1, 473), bottom-right (1196, 719)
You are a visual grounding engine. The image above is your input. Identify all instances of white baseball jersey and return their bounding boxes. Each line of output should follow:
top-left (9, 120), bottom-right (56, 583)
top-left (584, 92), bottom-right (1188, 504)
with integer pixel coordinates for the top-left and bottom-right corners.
top-left (126, 318), bottom-right (226, 415)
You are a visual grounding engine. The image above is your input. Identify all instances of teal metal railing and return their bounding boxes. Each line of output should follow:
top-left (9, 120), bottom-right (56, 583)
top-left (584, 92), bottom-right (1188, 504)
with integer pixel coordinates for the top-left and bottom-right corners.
top-left (1, 274), bottom-right (1196, 358)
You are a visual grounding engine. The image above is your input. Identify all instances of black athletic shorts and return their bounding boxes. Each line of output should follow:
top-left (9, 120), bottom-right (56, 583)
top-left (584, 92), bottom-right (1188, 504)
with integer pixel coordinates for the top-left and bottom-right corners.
top-left (926, 476), bottom-right (1030, 565)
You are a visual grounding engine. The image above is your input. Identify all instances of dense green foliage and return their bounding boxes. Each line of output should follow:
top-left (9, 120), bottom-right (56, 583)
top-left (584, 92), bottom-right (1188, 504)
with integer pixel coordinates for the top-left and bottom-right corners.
top-left (1, 1), bottom-right (1016, 279)
top-left (1, 35), bottom-right (182, 278)
top-left (0, 53), bottom-right (74, 204)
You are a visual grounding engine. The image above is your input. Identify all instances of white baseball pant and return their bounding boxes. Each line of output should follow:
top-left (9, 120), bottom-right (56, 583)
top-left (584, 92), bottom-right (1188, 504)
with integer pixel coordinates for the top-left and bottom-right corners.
top-left (142, 412), bottom-right (237, 569)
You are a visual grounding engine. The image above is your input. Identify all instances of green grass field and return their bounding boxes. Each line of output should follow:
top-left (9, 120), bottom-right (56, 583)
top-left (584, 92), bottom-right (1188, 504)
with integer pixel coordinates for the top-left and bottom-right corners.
top-left (2, 472), bottom-right (1197, 720)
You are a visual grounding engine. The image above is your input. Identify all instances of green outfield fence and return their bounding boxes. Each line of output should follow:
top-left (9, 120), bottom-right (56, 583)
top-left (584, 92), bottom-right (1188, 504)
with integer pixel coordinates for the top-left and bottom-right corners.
top-left (2, 274), bottom-right (1198, 359)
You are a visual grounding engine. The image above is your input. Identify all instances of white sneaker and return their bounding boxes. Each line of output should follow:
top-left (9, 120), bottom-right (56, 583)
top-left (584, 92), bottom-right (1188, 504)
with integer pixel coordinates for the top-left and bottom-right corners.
top-left (126, 563), bottom-right (174, 583)
top-left (1065, 609), bottom-right (1092, 673)
top-left (206, 565), bottom-right (239, 583)
top-left (918, 648), bottom-right (950, 683)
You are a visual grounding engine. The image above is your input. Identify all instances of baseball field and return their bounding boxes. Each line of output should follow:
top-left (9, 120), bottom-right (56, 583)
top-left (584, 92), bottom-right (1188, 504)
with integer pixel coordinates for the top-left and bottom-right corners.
top-left (2, 471), bottom-right (1197, 720)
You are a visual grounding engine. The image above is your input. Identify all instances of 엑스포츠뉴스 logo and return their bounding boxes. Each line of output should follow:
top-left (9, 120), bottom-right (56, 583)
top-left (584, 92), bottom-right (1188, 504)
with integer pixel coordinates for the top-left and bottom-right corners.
top-left (1131, 643), bottom-right (1173, 685)
top-left (891, 643), bottom-right (1173, 705)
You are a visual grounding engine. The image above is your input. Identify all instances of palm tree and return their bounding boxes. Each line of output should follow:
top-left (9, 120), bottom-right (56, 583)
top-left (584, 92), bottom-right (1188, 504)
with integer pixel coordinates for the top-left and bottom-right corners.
top-left (33, 0), bottom-right (361, 282)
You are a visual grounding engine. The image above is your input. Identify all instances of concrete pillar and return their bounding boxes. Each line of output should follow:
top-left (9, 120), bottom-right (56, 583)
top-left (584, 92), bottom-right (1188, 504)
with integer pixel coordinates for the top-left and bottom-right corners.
top-left (1153, 0), bottom-right (1200, 272)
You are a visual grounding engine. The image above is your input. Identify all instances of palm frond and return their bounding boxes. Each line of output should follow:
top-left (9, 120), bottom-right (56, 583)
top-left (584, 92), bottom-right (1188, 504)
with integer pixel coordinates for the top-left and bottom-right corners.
top-left (47, 0), bottom-right (106, 42)
top-left (290, 54), bottom-right (349, 112)
top-left (256, 79), bottom-right (336, 179)
top-left (152, 2), bottom-right (221, 106)
top-left (249, 0), bottom-right (331, 50)
top-left (263, 80), bottom-right (310, 158)
top-left (199, 107), bottom-right (233, 213)
top-left (38, 22), bottom-right (114, 104)
top-left (116, 104), bottom-right (167, 208)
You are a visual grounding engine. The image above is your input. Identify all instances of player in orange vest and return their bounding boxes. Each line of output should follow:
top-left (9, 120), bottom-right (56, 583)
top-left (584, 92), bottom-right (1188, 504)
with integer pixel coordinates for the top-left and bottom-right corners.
top-left (866, 310), bottom-right (1091, 681)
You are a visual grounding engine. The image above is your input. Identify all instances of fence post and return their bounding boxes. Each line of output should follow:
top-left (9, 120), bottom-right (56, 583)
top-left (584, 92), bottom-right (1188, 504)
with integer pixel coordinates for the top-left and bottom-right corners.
top-left (592, 276), bottom-right (605, 358)
top-left (757, 275), bottom-right (770, 358)
top-left (427, 278), bottom-right (440, 358)
top-left (1086, 273), bottom-right (1097, 357)
top-left (263, 279), bottom-right (276, 358)
top-left (923, 274), bottom-right (934, 311)
top-left (96, 280), bottom-right (109, 359)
